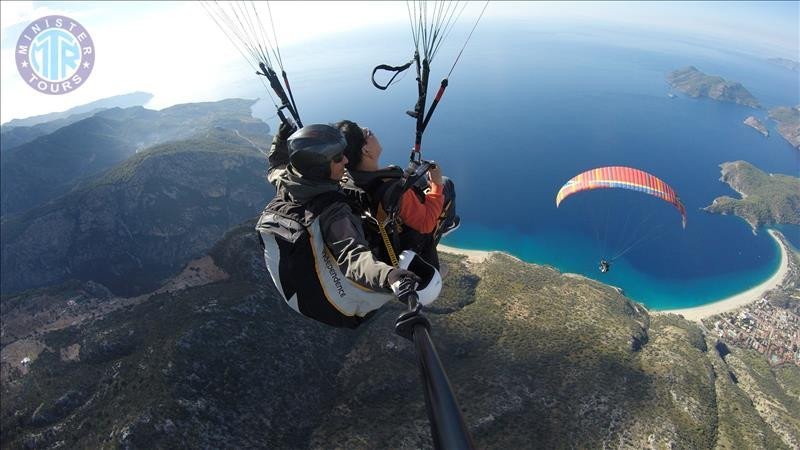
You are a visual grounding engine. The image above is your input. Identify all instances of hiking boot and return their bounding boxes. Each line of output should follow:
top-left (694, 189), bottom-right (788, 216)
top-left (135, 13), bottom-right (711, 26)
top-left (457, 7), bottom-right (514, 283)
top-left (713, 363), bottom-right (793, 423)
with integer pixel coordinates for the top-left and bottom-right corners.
top-left (440, 215), bottom-right (460, 238)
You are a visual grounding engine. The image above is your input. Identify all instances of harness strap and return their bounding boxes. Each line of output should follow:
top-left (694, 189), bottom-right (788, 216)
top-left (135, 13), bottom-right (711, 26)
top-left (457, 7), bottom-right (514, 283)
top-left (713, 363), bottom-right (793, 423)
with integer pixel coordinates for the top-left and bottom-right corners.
top-left (351, 169), bottom-right (430, 268)
top-left (376, 207), bottom-right (399, 267)
top-left (411, 55), bottom-right (430, 156)
top-left (258, 62), bottom-right (302, 128)
top-left (421, 78), bottom-right (448, 134)
top-left (371, 60), bottom-right (414, 90)
top-left (281, 69), bottom-right (302, 128)
top-left (373, 180), bottom-right (406, 267)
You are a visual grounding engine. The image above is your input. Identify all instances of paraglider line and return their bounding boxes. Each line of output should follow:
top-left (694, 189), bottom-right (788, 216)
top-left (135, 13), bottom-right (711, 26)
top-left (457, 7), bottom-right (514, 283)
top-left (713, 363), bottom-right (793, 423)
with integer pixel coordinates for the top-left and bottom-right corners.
top-left (201, 2), bottom-right (278, 108)
top-left (610, 225), bottom-right (665, 261)
top-left (447, 0), bottom-right (488, 77)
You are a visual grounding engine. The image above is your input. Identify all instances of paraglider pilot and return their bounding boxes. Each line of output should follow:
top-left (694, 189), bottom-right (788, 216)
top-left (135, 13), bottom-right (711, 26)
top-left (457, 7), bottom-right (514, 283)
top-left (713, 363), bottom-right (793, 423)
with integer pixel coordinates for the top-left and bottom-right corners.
top-left (257, 123), bottom-right (422, 328)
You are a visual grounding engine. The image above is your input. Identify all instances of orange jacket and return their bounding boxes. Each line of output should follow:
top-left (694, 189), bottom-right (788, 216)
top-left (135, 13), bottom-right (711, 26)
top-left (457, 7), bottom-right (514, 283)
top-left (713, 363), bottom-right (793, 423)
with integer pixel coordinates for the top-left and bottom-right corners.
top-left (398, 182), bottom-right (444, 234)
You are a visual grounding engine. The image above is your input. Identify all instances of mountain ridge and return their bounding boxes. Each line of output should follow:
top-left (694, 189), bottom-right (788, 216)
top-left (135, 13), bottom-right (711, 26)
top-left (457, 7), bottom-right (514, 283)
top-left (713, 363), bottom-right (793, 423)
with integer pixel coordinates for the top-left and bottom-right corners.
top-left (1, 127), bottom-right (272, 297)
top-left (1, 92), bottom-right (154, 130)
top-left (0, 98), bottom-right (265, 217)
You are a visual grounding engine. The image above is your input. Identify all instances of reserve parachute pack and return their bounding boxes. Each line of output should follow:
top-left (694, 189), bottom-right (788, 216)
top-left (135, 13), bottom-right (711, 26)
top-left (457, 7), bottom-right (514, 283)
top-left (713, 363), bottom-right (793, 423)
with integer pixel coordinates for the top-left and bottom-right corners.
top-left (256, 191), bottom-right (394, 328)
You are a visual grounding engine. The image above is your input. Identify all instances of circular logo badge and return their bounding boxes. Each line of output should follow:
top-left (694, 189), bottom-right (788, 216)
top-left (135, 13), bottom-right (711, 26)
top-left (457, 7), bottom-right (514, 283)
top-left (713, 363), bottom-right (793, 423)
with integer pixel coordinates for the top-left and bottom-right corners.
top-left (15, 15), bottom-right (95, 95)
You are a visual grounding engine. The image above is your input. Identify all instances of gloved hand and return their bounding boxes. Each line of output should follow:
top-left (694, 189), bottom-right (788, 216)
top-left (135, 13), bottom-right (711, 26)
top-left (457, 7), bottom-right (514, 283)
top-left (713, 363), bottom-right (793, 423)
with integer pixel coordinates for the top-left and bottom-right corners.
top-left (427, 162), bottom-right (443, 186)
top-left (268, 121), bottom-right (297, 169)
top-left (276, 120), bottom-right (297, 143)
top-left (388, 268), bottom-right (421, 301)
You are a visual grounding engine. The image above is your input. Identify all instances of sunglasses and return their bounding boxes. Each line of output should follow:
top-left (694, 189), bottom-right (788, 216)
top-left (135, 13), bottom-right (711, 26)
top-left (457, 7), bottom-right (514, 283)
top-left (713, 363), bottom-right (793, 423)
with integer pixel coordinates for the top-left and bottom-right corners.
top-left (332, 153), bottom-right (345, 163)
top-left (362, 128), bottom-right (373, 141)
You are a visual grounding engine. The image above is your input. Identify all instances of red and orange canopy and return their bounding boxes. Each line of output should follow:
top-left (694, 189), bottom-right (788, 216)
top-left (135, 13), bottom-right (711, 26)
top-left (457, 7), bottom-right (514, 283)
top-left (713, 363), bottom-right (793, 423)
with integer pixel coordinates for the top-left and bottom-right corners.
top-left (556, 166), bottom-right (686, 228)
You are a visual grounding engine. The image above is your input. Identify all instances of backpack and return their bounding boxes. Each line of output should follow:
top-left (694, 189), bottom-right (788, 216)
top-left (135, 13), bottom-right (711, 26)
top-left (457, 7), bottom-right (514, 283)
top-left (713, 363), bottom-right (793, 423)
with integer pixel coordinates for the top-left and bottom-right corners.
top-left (256, 191), bottom-right (394, 328)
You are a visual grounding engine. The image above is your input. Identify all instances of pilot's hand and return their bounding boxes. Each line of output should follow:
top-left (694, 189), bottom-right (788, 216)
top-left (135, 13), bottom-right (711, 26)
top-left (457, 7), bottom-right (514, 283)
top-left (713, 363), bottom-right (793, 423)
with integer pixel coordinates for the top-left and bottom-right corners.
top-left (388, 268), bottom-right (421, 300)
top-left (277, 121), bottom-right (297, 142)
top-left (428, 163), bottom-right (443, 186)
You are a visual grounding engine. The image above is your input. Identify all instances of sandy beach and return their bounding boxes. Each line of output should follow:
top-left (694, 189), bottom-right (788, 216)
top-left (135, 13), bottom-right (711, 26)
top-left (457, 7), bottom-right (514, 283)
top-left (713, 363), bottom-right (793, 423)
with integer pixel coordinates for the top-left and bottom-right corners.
top-left (439, 229), bottom-right (793, 322)
top-left (438, 244), bottom-right (493, 264)
top-left (656, 229), bottom-right (791, 322)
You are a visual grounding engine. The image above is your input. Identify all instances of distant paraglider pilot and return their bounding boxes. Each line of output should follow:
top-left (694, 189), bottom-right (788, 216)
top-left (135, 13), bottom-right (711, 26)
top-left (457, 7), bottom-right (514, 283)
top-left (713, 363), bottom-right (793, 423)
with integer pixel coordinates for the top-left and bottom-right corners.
top-left (599, 260), bottom-right (611, 273)
top-left (256, 123), bottom-right (424, 328)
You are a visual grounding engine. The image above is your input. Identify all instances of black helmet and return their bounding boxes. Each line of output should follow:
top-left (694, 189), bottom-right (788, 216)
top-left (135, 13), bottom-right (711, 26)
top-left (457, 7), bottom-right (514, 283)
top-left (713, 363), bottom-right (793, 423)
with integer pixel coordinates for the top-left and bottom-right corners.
top-left (288, 124), bottom-right (346, 180)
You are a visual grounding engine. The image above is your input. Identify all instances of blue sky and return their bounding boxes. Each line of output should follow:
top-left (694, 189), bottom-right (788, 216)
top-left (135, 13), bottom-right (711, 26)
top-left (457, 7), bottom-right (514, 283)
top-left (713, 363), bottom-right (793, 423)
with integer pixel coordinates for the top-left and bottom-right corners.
top-left (1, 1), bottom-right (797, 123)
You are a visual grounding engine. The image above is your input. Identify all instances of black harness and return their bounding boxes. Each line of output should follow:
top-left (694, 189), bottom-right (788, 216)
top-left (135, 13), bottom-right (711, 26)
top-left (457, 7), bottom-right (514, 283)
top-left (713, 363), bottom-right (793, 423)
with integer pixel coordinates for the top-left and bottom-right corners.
top-left (344, 166), bottom-right (431, 267)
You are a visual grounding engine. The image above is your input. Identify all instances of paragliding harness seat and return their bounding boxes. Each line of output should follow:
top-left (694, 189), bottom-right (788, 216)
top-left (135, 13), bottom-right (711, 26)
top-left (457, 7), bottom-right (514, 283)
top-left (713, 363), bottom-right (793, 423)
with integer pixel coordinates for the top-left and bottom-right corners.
top-left (344, 161), bottom-right (454, 269)
top-left (256, 191), bottom-right (394, 329)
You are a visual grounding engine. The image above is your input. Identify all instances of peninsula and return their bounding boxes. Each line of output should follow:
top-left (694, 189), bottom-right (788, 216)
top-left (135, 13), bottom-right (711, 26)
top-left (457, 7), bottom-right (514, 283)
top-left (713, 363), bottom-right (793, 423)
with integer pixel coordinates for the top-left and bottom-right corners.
top-left (704, 161), bottom-right (800, 232)
top-left (743, 116), bottom-right (768, 137)
top-left (667, 66), bottom-right (760, 108)
top-left (767, 57), bottom-right (799, 72)
top-left (768, 106), bottom-right (800, 149)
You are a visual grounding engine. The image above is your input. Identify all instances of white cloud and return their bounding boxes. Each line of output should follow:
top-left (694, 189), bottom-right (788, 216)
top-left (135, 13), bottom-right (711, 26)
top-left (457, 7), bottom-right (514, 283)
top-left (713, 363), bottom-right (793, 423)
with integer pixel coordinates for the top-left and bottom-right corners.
top-left (0, 1), bottom-right (98, 46)
top-left (1, 1), bottom-right (39, 33)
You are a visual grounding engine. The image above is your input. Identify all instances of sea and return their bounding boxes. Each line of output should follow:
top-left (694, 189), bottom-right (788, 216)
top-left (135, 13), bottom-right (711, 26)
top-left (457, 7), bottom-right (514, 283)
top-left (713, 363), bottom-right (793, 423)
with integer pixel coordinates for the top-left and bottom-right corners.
top-left (243, 21), bottom-right (799, 310)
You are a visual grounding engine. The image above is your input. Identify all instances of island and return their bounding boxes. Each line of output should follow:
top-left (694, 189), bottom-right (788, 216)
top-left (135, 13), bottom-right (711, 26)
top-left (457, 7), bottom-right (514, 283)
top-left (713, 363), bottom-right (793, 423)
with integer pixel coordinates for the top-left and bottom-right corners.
top-left (666, 66), bottom-right (760, 108)
top-left (767, 57), bottom-right (799, 72)
top-left (704, 161), bottom-right (800, 232)
top-left (768, 105), bottom-right (800, 149)
top-left (743, 116), bottom-right (768, 136)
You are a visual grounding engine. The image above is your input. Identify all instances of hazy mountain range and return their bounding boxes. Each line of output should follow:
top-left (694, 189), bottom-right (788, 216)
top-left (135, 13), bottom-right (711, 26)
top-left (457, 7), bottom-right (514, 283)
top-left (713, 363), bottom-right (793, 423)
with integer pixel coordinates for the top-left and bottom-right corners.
top-left (1, 92), bottom-right (154, 131)
top-left (1, 99), bottom-right (272, 296)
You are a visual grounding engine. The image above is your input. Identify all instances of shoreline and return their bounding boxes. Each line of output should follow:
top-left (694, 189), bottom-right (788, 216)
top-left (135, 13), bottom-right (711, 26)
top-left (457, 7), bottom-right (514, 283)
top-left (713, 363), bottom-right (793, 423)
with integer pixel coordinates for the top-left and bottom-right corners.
top-left (439, 229), bottom-right (792, 322)
top-left (437, 244), bottom-right (494, 264)
top-left (655, 229), bottom-right (790, 322)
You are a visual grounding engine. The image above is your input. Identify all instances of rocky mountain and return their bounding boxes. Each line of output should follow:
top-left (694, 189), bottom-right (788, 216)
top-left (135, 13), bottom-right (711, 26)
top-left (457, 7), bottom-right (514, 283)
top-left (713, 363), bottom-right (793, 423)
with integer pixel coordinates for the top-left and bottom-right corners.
top-left (667, 66), bottom-right (760, 108)
top-left (1, 126), bottom-right (273, 297)
top-left (1, 111), bottom-right (106, 152)
top-left (704, 161), bottom-right (800, 231)
top-left (768, 106), bottom-right (800, 149)
top-left (0, 98), bottom-right (266, 216)
top-left (2, 223), bottom-right (798, 449)
top-left (0, 92), bottom-right (153, 131)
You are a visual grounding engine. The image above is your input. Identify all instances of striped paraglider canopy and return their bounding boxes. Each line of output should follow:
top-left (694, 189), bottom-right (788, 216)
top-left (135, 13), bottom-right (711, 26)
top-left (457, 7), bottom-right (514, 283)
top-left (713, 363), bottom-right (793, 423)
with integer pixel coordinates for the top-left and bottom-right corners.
top-left (556, 166), bottom-right (687, 228)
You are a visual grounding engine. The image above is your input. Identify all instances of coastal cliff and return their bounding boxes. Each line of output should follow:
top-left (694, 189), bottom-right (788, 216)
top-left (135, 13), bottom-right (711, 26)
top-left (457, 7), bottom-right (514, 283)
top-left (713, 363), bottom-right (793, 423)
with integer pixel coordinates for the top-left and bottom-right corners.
top-left (768, 106), bottom-right (800, 149)
top-left (704, 161), bottom-right (800, 231)
top-left (667, 66), bottom-right (760, 108)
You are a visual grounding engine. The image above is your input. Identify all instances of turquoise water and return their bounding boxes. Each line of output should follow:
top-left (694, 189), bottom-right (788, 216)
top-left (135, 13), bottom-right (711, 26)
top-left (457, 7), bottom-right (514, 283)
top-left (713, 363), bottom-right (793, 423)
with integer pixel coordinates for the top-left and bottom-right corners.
top-left (443, 221), bottom-right (782, 309)
top-left (245, 22), bottom-right (798, 310)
